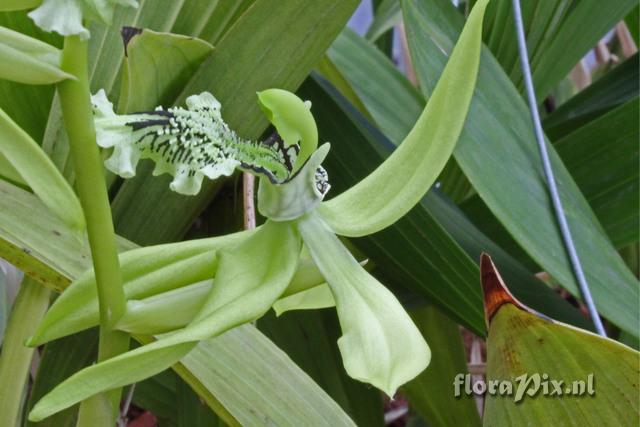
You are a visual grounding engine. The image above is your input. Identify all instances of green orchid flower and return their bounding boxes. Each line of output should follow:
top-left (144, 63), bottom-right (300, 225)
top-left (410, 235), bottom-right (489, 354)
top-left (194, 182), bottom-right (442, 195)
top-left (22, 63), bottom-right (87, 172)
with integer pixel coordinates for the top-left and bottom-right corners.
top-left (27, 0), bottom-right (488, 421)
top-left (27, 0), bottom-right (138, 39)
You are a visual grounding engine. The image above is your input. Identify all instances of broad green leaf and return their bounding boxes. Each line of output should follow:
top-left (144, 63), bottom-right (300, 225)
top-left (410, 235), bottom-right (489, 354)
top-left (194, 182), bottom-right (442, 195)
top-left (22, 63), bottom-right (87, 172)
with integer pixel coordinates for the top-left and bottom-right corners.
top-left (319, 0), bottom-right (487, 237)
top-left (0, 25), bottom-right (71, 84)
top-left (178, 324), bottom-right (355, 427)
top-left (0, 0), bottom-right (41, 10)
top-left (0, 277), bottom-right (50, 427)
top-left (259, 310), bottom-right (385, 427)
top-left (531, 0), bottom-right (637, 99)
top-left (481, 0), bottom-right (636, 99)
top-left (133, 370), bottom-right (180, 426)
top-left (0, 181), bottom-right (354, 425)
top-left (0, 106), bottom-right (84, 230)
top-left (543, 53), bottom-right (639, 139)
top-left (111, 0), bottom-right (360, 245)
top-left (625, 6), bottom-right (639, 45)
top-left (176, 379), bottom-right (220, 427)
top-left (314, 55), bottom-right (372, 121)
top-left (298, 212), bottom-right (430, 397)
top-left (328, 29), bottom-right (424, 144)
top-left (402, 305), bottom-right (481, 427)
top-left (365, 0), bottom-right (400, 42)
top-left (423, 190), bottom-right (592, 330)
top-left (481, 255), bottom-right (640, 426)
top-left (404, 0), bottom-right (639, 335)
top-left (117, 28), bottom-right (213, 113)
top-left (29, 220), bottom-right (302, 421)
top-left (555, 99), bottom-right (639, 248)
top-left (171, 0), bottom-right (255, 46)
top-left (0, 151), bottom-right (25, 185)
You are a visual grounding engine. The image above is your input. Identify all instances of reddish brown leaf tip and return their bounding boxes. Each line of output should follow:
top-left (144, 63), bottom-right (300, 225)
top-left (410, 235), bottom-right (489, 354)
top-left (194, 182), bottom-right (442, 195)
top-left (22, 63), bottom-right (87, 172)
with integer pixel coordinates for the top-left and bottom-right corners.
top-left (480, 253), bottom-right (530, 328)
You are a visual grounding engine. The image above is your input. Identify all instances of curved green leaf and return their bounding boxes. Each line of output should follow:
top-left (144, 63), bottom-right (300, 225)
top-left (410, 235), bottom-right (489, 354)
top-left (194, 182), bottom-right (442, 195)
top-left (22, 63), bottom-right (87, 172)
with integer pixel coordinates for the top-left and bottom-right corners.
top-left (0, 106), bottom-right (84, 230)
top-left (319, 0), bottom-right (488, 237)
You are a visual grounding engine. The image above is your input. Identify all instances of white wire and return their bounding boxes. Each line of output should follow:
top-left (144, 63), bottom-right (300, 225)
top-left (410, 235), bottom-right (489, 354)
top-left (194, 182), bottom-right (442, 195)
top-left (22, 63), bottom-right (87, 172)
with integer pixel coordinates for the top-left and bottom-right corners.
top-left (511, 0), bottom-right (606, 336)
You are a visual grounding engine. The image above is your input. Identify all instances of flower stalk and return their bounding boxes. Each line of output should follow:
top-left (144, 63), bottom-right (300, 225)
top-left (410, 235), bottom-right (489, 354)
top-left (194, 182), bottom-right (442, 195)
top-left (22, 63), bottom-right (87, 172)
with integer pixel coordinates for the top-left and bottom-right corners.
top-left (57, 34), bottom-right (128, 425)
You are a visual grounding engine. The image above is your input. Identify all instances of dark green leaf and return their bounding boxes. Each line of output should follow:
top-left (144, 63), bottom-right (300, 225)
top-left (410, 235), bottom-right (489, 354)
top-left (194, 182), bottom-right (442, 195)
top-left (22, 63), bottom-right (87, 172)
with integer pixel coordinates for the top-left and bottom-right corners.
top-left (555, 99), bottom-right (639, 247)
top-left (403, 305), bottom-right (480, 427)
top-left (259, 310), bottom-right (384, 427)
top-left (543, 53), bottom-right (639, 140)
top-left (404, 0), bottom-right (638, 335)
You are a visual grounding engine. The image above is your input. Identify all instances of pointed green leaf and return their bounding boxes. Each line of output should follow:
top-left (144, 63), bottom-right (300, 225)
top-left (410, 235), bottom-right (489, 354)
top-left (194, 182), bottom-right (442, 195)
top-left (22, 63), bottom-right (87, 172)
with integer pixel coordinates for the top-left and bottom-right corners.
top-left (319, 0), bottom-right (488, 237)
top-left (0, 106), bottom-right (84, 230)
top-left (298, 212), bottom-right (430, 396)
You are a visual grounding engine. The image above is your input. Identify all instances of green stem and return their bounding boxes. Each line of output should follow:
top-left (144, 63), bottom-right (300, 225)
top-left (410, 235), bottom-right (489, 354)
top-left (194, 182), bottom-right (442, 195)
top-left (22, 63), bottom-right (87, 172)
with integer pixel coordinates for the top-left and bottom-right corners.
top-left (0, 277), bottom-right (50, 427)
top-left (58, 35), bottom-right (129, 425)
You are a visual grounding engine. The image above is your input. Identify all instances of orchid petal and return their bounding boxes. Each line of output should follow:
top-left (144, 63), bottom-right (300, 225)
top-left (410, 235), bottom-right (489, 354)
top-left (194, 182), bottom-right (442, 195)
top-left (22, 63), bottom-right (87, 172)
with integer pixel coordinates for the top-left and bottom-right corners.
top-left (29, 220), bottom-right (300, 421)
top-left (297, 212), bottom-right (430, 396)
top-left (273, 283), bottom-right (335, 316)
top-left (257, 88), bottom-right (318, 171)
top-left (258, 143), bottom-right (331, 221)
top-left (318, 0), bottom-right (488, 237)
top-left (28, 0), bottom-right (137, 39)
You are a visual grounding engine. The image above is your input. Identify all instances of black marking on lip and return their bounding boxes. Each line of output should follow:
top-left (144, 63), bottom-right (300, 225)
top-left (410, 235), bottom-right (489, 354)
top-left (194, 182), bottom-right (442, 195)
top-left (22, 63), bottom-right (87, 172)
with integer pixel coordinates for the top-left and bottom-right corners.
top-left (126, 119), bottom-right (170, 131)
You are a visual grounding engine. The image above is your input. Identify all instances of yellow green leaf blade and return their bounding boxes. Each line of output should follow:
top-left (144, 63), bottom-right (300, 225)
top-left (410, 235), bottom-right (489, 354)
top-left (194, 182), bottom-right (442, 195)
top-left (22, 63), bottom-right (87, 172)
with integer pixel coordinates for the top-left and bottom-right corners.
top-left (319, 0), bottom-right (488, 237)
top-left (118, 28), bottom-right (213, 113)
top-left (0, 107), bottom-right (84, 230)
top-left (481, 255), bottom-right (640, 426)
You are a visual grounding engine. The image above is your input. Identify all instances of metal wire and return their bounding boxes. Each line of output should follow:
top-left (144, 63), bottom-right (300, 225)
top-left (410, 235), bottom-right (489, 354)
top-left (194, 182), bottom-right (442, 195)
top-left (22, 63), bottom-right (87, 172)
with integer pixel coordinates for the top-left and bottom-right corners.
top-left (511, 0), bottom-right (607, 336)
